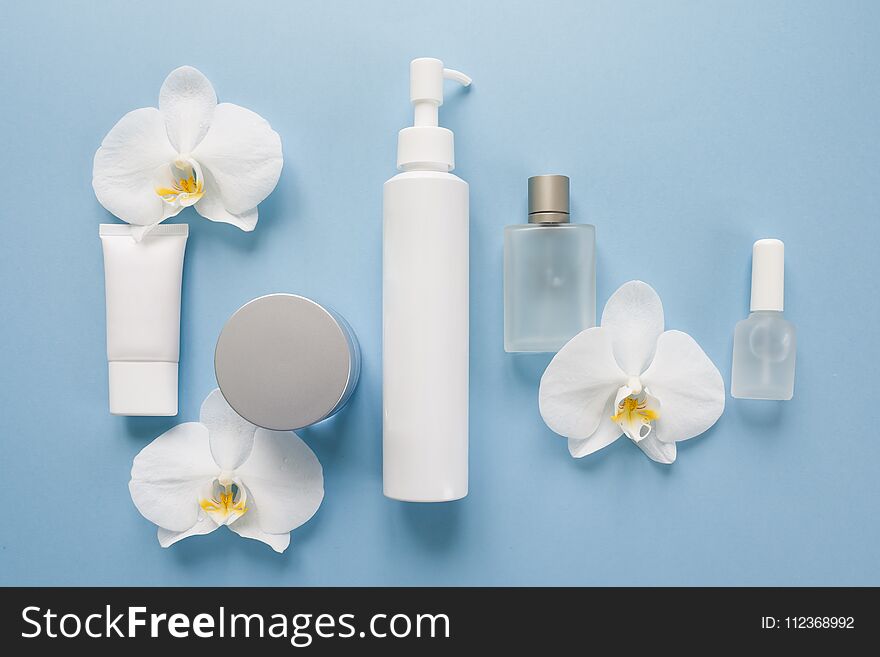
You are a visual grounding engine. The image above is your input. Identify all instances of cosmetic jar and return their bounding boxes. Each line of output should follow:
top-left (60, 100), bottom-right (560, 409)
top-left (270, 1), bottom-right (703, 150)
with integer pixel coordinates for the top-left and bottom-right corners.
top-left (214, 293), bottom-right (360, 431)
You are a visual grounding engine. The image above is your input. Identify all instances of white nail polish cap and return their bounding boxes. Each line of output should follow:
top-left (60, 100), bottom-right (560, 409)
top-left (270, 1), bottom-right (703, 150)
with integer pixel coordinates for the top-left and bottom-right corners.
top-left (750, 238), bottom-right (785, 312)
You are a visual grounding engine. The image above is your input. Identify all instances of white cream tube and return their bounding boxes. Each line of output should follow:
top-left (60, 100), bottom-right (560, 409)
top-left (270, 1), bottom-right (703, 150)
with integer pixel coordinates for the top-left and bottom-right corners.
top-left (100, 224), bottom-right (188, 416)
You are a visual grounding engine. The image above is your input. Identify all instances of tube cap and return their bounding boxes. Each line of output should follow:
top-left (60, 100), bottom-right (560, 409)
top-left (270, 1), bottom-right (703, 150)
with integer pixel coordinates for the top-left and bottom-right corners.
top-left (108, 361), bottom-right (179, 416)
top-left (528, 175), bottom-right (570, 224)
top-left (750, 238), bottom-right (785, 312)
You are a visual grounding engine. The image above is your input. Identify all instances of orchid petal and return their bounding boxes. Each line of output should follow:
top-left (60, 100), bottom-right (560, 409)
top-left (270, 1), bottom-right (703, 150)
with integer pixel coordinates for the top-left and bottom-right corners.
top-left (567, 394), bottom-right (622, 457)
top-left (199, 388), bottom-right (255, 471)
top-left (129, 422), bottom-right (217, 532)
top-left (641, 330), bottom-right (725, 443)
top-left (539, 328), bottom-right (627, 439)
top-left (157, 511), bottom-right (219, 548)
top-left (600, 281), bottom-right (665, 376)
top-left (130, 222), bottom-right (161, 242)
top-left (227, 483), bottom-right (291, 553)
top-left (192, 102), bottom-right (283, 215)
top-left (635, 433), bottom-right (677, 464)
top-left (92, 107), bottom-right (180, 226)
top-left (237, 429), bottom-right (324, 535)
top-left (194, 166), bottom-right (259, 231)
top-left (158, 66), bottom-right (217, 154)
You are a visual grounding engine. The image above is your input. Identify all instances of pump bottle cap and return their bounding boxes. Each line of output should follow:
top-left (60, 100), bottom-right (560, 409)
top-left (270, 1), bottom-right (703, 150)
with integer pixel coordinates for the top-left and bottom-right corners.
top-left (750, 238), bottom-right (785, 312)
top-left (397, 58), bottom-right (471, 172)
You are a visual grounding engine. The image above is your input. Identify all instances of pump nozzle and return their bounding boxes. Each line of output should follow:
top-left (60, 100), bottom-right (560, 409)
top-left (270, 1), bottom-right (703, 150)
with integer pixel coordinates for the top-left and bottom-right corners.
top-left (398, 58), bottom-right (472, 171)
top-left (443, 68), bottom-right (472, 87)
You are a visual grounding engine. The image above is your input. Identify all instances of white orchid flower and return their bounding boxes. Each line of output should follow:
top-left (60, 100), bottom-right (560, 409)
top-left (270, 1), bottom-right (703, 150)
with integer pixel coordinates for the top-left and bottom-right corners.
top-left (93, 66), bottom-right (282, 240)
top-left (539, 281), bottom-right (725, 464)
top-left (129, 389), bottom-right (323, 553)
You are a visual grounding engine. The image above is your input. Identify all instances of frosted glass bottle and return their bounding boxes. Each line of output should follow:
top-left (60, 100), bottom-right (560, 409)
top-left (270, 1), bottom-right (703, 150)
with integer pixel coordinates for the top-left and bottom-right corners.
top-left (731, 239), bottom-right (797, 400)
top-left (504, 175), bottom-right (596, 352)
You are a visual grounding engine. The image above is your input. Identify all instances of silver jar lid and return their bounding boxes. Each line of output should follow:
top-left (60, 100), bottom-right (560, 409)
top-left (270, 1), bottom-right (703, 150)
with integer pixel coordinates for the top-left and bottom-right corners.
top-left (214, 294), bottom-right (360, 431)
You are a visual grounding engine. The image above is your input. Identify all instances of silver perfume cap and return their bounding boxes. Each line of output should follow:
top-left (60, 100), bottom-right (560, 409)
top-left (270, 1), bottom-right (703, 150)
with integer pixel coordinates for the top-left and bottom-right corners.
top-left (214, 293), bottom-right (360, 431)
top-left (528, 174), bottom-right (570, 224)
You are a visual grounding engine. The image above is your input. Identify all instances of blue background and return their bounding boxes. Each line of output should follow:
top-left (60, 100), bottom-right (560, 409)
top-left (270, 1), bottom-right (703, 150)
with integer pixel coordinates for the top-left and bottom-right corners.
top-left (1, 0), bottom-right (878, 586)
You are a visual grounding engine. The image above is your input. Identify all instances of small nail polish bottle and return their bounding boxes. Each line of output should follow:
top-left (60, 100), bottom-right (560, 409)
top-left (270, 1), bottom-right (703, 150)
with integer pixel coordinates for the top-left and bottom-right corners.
top-left (731, 239), bottom-right (797, 400)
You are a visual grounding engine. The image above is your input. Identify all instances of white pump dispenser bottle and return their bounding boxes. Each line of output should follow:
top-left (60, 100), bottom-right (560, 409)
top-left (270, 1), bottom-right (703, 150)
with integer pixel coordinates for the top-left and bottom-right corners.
top-left (383, 58), bottom-right (472, 502)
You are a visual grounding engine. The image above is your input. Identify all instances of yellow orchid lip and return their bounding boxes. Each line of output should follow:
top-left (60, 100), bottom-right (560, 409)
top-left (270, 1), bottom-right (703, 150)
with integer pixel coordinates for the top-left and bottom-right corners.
top-left (611, 389), bottom-right (660, 442)
top-left (156, 157), bottom-right (205, 206)
top-left (156, 174), bottom-right (204, 205)
top-left (199, 483), bottom-right (247, 526)
top-left (611, 396), bottom-right (659, 424)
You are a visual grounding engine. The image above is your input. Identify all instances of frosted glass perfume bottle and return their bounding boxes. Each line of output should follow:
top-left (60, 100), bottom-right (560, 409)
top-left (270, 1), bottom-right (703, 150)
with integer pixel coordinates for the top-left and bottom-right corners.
top-left (731, 239), bottom-right (796, 400)
top-left (504, 175), bottom-right (596, 352)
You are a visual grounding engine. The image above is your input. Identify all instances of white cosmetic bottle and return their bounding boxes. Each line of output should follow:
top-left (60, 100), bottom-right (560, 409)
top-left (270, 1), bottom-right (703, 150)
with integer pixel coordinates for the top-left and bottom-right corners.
top-left (383, 58), bottom-right (472, 502)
